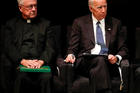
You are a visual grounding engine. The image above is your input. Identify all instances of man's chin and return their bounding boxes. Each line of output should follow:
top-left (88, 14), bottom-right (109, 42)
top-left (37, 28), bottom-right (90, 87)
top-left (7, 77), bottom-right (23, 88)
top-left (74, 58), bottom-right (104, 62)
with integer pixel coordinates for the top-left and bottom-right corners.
top-left (99, 16), bottom-right (106, 20)
top-left (30, 15), bottom-right (37, 19)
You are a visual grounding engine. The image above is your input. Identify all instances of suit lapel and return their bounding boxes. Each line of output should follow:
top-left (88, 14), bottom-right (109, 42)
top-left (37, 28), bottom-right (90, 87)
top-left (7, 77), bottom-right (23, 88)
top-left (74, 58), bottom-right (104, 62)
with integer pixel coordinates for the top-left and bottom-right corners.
top-left (85, 14), bottom-right (95, 45)
top-left (105, 16), bottom-right (112, 48)
top-left (84, 15), bottom-right (113, 48)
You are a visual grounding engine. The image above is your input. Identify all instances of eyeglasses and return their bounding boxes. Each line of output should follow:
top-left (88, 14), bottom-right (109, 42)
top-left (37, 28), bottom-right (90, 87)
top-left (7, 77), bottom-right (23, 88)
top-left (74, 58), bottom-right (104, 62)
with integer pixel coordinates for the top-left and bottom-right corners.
top-left (21, 4), bottom-right (37, 10)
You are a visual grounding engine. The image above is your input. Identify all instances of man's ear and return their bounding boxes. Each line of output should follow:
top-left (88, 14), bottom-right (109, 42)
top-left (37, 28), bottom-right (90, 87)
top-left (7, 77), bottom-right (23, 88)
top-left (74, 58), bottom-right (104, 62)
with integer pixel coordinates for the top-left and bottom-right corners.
top-left (89, 6), bottom-right (93, 12)
top-left (18, 5), bottom-right (22, 12)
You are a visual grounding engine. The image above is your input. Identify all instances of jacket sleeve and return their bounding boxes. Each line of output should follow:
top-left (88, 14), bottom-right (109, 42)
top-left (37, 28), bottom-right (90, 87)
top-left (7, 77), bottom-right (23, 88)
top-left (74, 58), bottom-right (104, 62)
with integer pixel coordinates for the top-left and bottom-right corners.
top-left (67, 19), bottom-right (81, 56)
top-left (39, 25), bottom-right (56, 65)
top-left (3, 20), bottom-right (22, 66)
top-left (117, 24), bottom-right (129, 59)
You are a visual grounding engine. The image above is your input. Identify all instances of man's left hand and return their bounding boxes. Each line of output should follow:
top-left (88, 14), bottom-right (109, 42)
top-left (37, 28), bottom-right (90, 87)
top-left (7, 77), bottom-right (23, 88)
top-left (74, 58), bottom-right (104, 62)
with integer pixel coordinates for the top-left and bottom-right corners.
top-left (108, 54), bottom-right (117, 64)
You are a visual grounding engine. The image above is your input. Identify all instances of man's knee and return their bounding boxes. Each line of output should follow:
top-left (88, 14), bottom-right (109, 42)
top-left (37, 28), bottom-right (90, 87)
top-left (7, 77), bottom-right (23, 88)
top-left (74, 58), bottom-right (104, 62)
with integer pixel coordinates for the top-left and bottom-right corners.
top-left (121, 59), bottom-right (129, 68)
top-left (135, 67), bottom-right (140, 78)
top-left (40, 73), bottom-right (51, 82)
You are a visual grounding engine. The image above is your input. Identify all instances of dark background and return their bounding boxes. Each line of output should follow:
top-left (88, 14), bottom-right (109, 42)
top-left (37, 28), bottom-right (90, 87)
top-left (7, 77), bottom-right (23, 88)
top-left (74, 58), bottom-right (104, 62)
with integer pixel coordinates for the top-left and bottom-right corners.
top-left (1, 1), bottom-right (140, 93)
top-left (0, 0), bottom-right (130, 25)
top-left (0, 0), bottom-right (138, 60)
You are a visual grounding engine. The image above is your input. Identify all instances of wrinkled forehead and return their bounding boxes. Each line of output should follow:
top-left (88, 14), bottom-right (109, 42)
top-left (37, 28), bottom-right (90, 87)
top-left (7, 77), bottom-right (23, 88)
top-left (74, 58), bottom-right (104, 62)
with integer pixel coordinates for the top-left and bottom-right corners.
top-left (22, 0), bottom-right (37, 5)
top-left (94, 0), bottom-right (107, 4)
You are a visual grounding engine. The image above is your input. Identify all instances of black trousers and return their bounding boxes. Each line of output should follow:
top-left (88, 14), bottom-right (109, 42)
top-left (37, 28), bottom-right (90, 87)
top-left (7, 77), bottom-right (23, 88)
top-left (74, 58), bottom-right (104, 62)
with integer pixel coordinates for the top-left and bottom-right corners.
top-left (0, 54), bottom-right (15, 93)
top-left (14, 72), bottom-right (51, 93)
top-left (75, 56), bottom-right (119, 93)
top-left (134, 67), bottom-right (140, 93)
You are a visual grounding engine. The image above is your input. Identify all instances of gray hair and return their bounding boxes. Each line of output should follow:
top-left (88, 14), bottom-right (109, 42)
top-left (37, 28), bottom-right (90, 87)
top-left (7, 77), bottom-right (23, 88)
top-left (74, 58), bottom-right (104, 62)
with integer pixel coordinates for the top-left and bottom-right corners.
top-left (17, 0), bottom-right (24, 5)
top-left (88, 0), bottom-right (94, 8)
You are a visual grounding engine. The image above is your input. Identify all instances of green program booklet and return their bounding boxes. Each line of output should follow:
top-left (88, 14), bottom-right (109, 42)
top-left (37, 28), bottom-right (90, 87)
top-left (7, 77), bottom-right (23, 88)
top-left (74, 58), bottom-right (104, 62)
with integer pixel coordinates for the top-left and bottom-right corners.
top-left (19, 65), bottom-right (51, 72)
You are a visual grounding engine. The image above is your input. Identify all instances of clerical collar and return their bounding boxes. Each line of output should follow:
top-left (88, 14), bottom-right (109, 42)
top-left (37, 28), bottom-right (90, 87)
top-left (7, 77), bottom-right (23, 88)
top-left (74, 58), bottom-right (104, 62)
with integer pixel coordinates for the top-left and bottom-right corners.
top-left (27, 19), bottom-right (31, 23)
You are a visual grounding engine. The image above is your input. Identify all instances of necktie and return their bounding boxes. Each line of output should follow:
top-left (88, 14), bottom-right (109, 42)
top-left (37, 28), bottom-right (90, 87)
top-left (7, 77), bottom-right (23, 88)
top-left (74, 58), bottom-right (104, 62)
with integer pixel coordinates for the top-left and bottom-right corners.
top-left (96, 21), bottom-right (108, 54)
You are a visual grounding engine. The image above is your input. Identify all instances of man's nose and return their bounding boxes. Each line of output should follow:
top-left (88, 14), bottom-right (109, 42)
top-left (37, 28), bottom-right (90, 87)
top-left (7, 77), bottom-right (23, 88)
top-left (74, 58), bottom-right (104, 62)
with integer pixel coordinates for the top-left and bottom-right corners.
top-left (32, 6), bottom-right (36, 10)
top-left (101, 7), bottom-right (106, 12)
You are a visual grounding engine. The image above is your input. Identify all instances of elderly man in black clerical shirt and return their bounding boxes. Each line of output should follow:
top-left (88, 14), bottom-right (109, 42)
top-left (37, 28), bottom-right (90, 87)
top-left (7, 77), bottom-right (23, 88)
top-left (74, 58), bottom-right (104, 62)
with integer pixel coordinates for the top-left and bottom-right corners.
top-left (2, 0), bottom-right (56, 93)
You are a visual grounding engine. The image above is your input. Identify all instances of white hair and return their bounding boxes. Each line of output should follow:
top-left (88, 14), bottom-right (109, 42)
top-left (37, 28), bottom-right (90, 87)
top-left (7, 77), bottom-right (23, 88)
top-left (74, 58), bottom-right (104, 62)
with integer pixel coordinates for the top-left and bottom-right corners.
top-left (88, 0), bottom-right (94, 8)
top-left (17, 0), bottom-right (24, 5)
top-left (88, 0), bottom-right (107, 8)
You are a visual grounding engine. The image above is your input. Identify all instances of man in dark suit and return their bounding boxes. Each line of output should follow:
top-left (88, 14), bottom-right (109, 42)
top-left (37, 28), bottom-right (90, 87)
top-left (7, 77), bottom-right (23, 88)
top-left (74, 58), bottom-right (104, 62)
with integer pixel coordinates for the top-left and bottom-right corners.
top-left (65, 0), bottom-right (128, 93)
top-left (2, 0), bottom-right (56, 93)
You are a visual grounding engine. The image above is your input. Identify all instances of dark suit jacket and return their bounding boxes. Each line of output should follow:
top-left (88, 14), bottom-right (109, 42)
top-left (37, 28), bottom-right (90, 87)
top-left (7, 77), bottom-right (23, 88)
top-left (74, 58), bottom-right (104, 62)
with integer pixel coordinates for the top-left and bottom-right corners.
top-left (0, 16), bottom-right (58, 93)
top-left (3, 16), bottom-right (56, 66)
top-left (67, 14), bottom-right (128, 67)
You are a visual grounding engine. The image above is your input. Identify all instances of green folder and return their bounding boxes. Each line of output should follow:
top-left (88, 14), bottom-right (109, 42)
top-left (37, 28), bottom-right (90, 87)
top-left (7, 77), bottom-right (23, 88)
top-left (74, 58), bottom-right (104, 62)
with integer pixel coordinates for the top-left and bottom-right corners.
top-left (19, 65), bottom-right (51, 73)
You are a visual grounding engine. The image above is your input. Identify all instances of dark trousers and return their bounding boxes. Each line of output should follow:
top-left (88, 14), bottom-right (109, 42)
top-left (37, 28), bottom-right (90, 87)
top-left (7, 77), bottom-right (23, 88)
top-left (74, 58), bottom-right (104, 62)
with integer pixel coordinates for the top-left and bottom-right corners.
top-left (134, 67), bottom-right (140, 93)
top-left (75, 56), bottom-right (119, 93)
top-left (0, 54), bottom-right (15, 93)
top-left (14, 72), bottom-right (51, 93)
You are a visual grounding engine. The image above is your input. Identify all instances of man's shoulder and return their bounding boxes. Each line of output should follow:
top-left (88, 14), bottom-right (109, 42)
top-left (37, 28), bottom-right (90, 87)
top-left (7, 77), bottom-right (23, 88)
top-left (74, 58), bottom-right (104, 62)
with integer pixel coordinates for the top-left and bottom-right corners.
top-left (106, 16), bottom-right (121, 23)
top-left (73, 14), bottom-right (91, 24)
top-left (75, 14), bottom-right (91, 21)
top-left (38, 17), bottom-right (51, 25)
top-left (37, 15), bottom-right (50, 22)
top-left (6, 17), bottom-right (18, 23)
top-left (39, 17), bottom-right (50, 22)
top-left (5, 17), bottom-right (19, 26)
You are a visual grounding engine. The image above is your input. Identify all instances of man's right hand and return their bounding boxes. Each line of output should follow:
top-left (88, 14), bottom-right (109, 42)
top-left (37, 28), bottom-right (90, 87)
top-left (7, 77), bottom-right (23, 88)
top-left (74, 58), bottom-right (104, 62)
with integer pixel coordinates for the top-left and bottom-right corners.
top-left (20, 59), bottom-right (44, 68)
top-left (65, 54), bottom-right (76, 63)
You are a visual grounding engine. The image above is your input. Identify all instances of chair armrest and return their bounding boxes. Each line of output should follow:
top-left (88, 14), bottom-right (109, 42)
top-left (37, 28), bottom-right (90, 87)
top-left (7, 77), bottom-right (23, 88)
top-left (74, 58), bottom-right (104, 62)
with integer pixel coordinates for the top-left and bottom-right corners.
top-left (120, 59), bottom-right (129, 68)
top-left (56, 57), bottom-right (74, 93)
top-left (57, 62), bottom-right (74, 81)
top-left (56, 57), bottom-right (74, 80)
top-left (120, 59), bottom-right (130, 91)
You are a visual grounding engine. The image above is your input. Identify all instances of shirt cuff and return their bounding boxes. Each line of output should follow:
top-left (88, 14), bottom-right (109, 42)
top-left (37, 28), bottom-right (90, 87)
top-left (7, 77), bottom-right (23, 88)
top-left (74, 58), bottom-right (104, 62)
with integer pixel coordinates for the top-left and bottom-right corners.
top-left (68, 54), bottom-right (75, 59)
top-left (115, 55), bottom-right (122, 65)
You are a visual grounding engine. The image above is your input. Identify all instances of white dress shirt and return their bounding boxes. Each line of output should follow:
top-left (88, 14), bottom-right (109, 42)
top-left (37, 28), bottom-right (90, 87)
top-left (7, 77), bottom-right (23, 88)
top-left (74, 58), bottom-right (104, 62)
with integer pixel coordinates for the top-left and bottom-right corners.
top-left (90, 14), bottom-right (122, 64)
top-left (91, 14), bottom-right (106, 54)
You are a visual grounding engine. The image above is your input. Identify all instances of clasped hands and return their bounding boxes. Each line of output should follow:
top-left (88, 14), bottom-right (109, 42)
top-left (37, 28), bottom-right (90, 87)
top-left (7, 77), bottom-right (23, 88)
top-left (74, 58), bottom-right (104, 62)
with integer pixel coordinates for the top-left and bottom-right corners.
top-left (20, 59), bottom-right (44, 68)
top-left (65, 54), bottom-right (118, 64)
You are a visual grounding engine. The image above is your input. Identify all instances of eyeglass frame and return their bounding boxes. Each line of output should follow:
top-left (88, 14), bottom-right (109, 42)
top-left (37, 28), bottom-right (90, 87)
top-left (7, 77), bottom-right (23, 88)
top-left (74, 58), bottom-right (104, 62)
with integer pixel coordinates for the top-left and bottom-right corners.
top-left (20, 4), bottom-right (37, 10)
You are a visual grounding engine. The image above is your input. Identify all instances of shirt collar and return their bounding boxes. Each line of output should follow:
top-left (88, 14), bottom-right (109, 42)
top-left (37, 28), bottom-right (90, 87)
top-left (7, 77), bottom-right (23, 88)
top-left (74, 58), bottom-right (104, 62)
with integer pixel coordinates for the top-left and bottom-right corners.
top-left (92, 14), bottom-right (105, 25)
top-left (27, 19), bottom-right (31, 23)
